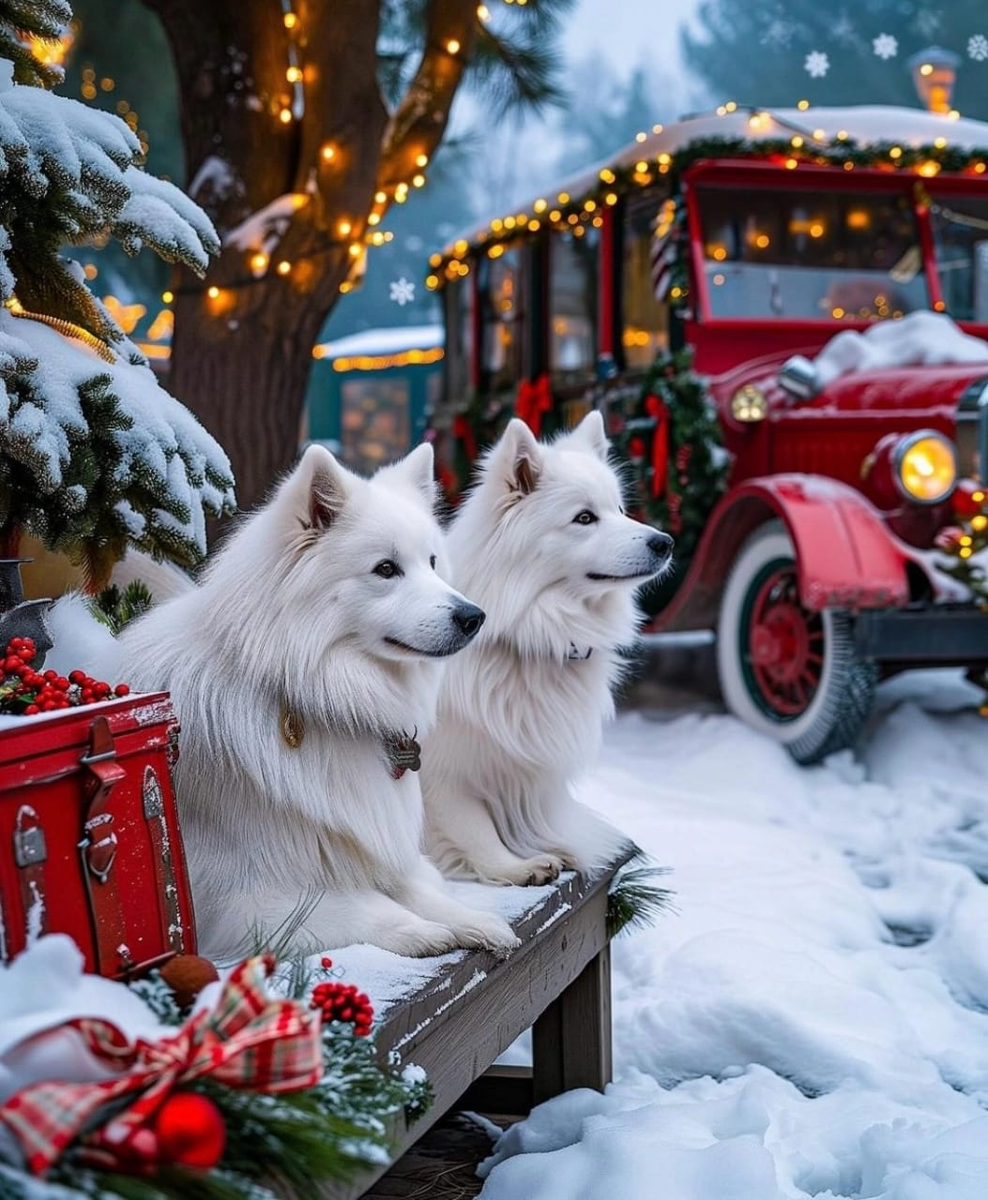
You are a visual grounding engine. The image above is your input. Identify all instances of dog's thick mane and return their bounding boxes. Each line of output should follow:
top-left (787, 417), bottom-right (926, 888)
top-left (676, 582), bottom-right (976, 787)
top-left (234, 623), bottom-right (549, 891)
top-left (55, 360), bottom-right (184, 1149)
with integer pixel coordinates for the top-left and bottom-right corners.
top-left (447, 441), bottom-right (641, 667)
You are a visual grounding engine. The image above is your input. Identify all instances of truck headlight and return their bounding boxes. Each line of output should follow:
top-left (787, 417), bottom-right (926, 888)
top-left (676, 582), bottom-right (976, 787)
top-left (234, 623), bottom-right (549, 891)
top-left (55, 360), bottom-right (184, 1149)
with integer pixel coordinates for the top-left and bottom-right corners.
top-left (894, 430), bottom-right (956, 505)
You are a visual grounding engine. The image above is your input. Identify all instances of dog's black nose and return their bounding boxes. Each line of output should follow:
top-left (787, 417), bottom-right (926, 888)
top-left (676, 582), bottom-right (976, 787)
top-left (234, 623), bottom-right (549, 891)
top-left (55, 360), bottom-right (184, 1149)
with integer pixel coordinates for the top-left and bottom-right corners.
top-left (648, 532), bottom-right (674, 562)
top-left (452, 603), bottom-right (486, 639)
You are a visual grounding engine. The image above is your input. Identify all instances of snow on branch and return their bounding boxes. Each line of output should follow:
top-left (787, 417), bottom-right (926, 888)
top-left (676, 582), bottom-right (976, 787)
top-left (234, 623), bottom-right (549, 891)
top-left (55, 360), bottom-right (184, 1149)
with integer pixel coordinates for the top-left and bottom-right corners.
top-left (0, 308), bottom-right (235, 575)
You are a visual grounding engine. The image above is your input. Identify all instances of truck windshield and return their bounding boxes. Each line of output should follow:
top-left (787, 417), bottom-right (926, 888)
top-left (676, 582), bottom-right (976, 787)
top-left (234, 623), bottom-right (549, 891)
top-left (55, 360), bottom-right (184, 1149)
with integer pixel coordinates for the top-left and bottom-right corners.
top-left (928, 191), bottom-right (988, 323)
top-left (696, 186), bottom-right (929, 321)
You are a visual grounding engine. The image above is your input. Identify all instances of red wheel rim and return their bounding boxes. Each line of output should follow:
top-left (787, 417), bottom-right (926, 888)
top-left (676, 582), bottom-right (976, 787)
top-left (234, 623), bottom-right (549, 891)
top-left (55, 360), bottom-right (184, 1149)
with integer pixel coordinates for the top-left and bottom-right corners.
top-left (744, 563), bottom-right (824, 719)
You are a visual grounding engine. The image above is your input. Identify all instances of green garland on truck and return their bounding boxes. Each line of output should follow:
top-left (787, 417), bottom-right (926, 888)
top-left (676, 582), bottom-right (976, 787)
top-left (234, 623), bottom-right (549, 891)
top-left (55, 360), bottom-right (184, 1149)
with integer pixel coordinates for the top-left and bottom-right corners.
top-left (604, 346), bottom-right (731, 561)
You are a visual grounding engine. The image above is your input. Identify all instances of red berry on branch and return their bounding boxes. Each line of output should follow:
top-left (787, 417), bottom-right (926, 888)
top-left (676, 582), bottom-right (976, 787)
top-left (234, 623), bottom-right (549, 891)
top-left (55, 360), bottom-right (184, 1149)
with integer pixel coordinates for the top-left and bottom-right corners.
top-left (321, 956), bottom-right (333, 969)
top-left (23, 705), bottom-right (39, 715)
top-left (114, 683), bottom-right (130, 697)
top-left (69, 670), bottom-right (86, 685)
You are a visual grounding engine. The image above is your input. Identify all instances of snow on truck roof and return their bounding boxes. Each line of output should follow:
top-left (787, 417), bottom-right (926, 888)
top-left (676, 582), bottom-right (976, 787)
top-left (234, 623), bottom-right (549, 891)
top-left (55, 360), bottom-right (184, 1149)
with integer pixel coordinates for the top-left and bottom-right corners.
top-left (437, 105), bottom-right (988, 263)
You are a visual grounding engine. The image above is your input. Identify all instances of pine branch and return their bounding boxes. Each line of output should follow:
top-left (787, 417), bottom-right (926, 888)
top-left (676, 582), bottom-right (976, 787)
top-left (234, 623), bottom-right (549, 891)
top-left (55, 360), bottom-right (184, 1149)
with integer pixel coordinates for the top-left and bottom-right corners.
top-left (376, 0), bottom-right (477, 192)
top-left (607, 852), bottom-right (676, 937)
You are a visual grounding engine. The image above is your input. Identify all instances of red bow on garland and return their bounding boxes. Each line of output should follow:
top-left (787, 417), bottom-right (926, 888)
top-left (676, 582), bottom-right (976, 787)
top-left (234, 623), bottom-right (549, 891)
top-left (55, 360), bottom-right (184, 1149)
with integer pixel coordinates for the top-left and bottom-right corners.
top-left (644, 394), bottom-right (670, 499)
top-left (515, 374), bottom-right (552, 438)
top-left (0, 955), bottom-right (324, 1177)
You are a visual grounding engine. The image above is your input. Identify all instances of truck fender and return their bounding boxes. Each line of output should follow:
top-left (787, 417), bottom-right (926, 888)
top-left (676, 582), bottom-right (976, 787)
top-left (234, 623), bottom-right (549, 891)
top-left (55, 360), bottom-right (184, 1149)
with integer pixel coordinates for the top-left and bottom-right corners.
top-left (656, 474), bottom-right (914, 632)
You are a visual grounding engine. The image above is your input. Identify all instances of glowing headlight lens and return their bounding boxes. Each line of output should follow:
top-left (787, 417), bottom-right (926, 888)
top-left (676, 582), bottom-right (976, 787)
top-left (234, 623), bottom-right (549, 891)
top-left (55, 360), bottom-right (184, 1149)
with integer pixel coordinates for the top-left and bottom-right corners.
top-left (894, 431), bottom-right (956, 505)
top-left (730, 385), bottom-right (768, 423)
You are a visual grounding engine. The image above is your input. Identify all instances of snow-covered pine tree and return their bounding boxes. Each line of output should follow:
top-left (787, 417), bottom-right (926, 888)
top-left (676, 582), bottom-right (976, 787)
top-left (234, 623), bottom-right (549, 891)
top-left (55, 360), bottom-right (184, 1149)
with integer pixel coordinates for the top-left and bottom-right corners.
top-left (0, 0), bottom-right (235, 585)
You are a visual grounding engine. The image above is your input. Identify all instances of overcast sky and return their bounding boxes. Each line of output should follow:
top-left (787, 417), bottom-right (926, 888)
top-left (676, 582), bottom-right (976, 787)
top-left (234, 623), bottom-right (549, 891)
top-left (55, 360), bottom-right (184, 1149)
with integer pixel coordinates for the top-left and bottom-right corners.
top-left (459, 0), bottom-right (708, 213)
top-left (563, 0), bottom-right (704, 86)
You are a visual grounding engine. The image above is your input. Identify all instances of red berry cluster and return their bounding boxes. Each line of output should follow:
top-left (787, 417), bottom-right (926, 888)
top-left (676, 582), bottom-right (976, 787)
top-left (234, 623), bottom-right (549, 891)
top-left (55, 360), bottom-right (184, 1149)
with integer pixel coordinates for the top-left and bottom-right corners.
top-left (0, 638), bottom-right (130, 716)
top-left (310, 958), bottom-right (374, 1037)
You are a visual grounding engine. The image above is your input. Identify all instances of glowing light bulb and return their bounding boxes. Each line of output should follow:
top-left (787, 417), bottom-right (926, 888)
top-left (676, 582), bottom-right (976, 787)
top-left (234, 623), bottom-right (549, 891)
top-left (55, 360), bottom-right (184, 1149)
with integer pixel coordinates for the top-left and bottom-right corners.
top-left (446, 38), bottom-right (461, 54)
top-left (415, 153), bottom-right (429, 168)
top-left (161, 290), bottom-right (174, 304)
top-left (284, 12), bottom-right (297, 28)
top-left (276, 260), bottom-right (291, 276)
top-left (249, 251), bottom-right (269, 276)
top-left (286, 65), bottom-right (302, 83)
top-left (279, 108), bottom-right (293, 124)
top-left (207, 286), bottom-right (220, 299)
top-left (338, 219), bottom-right (352, 236)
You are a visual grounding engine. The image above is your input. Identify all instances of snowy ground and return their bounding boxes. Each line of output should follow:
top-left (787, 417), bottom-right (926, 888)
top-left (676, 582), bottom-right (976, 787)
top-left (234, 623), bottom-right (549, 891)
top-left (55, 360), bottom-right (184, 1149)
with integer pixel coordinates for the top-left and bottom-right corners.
top-left (477, 670), bottom-right (988, 1200)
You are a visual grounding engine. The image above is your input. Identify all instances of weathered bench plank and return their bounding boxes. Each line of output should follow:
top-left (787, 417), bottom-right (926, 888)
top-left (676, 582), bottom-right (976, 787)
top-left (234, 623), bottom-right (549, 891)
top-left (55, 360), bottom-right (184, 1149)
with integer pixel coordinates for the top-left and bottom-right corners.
top-left (324, 855), bottom-right (630, 1200)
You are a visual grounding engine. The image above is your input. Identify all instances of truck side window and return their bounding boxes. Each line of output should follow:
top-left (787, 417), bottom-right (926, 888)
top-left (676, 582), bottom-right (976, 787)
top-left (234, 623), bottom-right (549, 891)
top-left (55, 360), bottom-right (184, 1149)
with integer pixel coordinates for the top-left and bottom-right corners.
top-left (549, 227), bottom-right (599, 384)
top-left (481, 243), bottom-right (524, 392)
top-left (622, 194), bottom-right (669, 367)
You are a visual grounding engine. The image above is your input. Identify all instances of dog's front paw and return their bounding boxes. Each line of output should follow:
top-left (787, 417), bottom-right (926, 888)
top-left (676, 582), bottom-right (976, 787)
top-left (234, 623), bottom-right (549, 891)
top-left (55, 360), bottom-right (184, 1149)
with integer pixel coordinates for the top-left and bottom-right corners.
top-left (385, 919), bottom-right (460, 958)
top-left (482, 854), bottom-right (565, 887)
top-left (450, 912), bottom-right (521, 958)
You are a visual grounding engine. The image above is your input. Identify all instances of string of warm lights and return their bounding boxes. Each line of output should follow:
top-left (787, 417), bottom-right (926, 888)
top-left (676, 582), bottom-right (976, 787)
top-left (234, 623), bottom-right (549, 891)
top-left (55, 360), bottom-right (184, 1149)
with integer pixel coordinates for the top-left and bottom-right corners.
top-left (429, 104), bottom-right (988, 291)
top-left (313, 346), bottom-right (445, 369)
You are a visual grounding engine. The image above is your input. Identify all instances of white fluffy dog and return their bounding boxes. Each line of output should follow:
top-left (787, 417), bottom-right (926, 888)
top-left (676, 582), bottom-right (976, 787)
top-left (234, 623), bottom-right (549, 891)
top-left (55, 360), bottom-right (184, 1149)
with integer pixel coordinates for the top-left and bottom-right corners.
top-left (114, 443), bottom-right (520, 961)
top-left (422, 412), bottom-right (672, 885)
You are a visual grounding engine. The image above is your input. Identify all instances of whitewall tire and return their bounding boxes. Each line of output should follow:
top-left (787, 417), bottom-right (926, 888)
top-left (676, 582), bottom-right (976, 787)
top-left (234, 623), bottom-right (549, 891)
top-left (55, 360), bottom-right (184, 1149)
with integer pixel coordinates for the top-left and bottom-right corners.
top-left (716, 522), bottom-right (877, 764)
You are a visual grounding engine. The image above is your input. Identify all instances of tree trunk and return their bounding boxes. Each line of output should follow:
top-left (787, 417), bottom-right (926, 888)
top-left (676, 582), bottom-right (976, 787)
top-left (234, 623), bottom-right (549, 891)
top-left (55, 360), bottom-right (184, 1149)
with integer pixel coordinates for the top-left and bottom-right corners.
top-left (167, 280), bottom-right (331, 509)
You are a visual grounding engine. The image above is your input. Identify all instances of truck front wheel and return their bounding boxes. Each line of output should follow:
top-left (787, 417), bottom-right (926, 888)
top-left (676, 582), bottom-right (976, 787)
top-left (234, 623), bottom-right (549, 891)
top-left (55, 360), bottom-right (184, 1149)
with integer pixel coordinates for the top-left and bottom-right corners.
top-left (716, 522), bottom-right (878, 764)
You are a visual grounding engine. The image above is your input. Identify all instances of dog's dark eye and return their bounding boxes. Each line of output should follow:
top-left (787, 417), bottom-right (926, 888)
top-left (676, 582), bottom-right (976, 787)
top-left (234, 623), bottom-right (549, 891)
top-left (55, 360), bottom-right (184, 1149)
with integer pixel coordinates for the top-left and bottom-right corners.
top-left (374, 559), bottom-right (400, 579)
top-left (430, 555), bottom-right (437, 569)
top-left (573, 510), bottom-right (598, 525)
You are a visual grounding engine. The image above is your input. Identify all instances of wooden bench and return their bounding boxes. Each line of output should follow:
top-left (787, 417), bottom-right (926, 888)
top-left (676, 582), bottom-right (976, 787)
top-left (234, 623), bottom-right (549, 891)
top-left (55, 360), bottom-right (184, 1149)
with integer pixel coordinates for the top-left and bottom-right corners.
top-left (330, 851), bottom-right (632, 1199)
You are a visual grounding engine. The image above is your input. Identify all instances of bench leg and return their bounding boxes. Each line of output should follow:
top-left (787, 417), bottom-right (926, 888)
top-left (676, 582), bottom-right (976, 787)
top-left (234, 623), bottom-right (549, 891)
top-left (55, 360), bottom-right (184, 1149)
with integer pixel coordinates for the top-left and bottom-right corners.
top-left (531, 944), bottom-right (612, 1106)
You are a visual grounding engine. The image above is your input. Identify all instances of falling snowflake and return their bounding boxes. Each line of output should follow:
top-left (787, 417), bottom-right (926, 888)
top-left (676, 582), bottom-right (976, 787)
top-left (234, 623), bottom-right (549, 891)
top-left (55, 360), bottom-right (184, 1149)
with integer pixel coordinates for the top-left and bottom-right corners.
top-left (913, 8), bottom-right (940, 38)
top-left (804, 50), bottom-right (830, 78)
top-left (763, 19), bottom-right (793, 47)
top-left (969, 33), bottom-right (988, 62)
top-left (389, 277), bottom-right (416, 306)
top-left (872, 32), bottom-right (898, 60)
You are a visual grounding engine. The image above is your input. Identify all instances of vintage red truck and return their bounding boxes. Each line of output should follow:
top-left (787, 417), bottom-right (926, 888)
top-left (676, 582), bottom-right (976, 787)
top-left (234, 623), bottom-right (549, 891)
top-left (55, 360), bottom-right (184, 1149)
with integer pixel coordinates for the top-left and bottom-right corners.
top-left (428, 104), bottom-right (988, 761)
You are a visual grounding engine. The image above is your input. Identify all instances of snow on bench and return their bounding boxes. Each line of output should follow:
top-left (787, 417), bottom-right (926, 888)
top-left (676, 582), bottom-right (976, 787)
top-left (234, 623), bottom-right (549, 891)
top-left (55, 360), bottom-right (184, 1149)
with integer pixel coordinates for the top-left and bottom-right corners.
top-left (323, 851), bottom-right (634, 1200)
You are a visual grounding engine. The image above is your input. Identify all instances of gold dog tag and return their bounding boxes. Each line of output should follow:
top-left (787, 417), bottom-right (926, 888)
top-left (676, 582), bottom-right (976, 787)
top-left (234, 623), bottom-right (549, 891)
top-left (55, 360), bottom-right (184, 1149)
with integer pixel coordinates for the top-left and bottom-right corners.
top-left (281, 705), bottom-right (305, 749)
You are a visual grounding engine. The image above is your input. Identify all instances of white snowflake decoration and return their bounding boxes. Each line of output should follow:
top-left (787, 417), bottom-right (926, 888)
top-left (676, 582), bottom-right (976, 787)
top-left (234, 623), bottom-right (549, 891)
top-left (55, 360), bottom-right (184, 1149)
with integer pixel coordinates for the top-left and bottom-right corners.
top-left (389, 277), bottom-right (416, 306)
top-left (804, 50), bottom-right (830, 79)
top-left (872, 33), bottom-right (898, 60)
top-left (969, 34), bottom-right (988, 62)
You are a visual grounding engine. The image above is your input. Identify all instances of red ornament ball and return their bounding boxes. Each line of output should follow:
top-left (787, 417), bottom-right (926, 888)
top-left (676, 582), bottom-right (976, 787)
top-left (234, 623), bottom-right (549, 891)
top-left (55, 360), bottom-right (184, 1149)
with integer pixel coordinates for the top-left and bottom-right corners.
top-left (628, 436), bottom-right (646, 460)
top-left (153, 1092), bottom-right (226, 1170)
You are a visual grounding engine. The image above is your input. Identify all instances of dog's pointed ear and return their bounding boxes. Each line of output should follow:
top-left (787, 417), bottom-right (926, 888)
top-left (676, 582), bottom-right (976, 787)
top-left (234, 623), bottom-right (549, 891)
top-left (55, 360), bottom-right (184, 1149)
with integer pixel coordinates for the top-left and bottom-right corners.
top-left (289, 444), bottom-right (349, 530)
top-left (379, 442), bottom-right (436, 507)
top-left (566, 410), bottom-right (609, 462)
top-left (490, 418), bottom-right (543, 497)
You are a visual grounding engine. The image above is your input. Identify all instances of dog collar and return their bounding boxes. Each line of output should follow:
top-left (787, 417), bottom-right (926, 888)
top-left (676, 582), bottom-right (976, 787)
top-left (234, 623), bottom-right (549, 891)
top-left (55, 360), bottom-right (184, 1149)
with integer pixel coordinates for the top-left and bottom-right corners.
top-left (383, 729), bottom-right (421, 779)
top-left (568, 643), bottom-right (593, 660)
top-left (279, 707), bottom-right (421, 780)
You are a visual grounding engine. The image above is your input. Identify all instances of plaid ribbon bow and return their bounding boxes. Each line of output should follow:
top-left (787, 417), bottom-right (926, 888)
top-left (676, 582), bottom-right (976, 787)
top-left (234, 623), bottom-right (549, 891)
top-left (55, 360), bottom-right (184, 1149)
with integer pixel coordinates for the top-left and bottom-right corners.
top-left (0, 955), bottom-right (324, 1177)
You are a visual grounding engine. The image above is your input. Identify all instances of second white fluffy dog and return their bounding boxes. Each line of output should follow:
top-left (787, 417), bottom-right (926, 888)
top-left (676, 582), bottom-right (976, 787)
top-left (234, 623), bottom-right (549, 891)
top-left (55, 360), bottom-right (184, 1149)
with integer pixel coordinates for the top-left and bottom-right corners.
top-left (423, 412), bottom-right (672, 885)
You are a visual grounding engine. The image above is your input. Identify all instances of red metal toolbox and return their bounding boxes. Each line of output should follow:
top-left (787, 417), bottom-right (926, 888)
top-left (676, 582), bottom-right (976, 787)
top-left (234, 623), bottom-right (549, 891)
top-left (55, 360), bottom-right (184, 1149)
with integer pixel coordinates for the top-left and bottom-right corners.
top-left (0, 693), bottom-right (196, 977)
